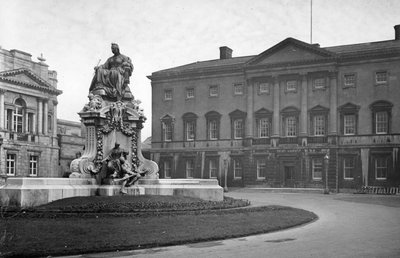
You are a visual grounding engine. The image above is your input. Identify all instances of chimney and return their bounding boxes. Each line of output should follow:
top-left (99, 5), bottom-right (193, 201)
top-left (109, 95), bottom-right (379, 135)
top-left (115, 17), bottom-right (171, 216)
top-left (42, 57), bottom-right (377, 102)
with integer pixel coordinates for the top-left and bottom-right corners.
top-left (395, 25), bottom-right (400, 40)
top-left (219, 46), bottom-right (232, 59)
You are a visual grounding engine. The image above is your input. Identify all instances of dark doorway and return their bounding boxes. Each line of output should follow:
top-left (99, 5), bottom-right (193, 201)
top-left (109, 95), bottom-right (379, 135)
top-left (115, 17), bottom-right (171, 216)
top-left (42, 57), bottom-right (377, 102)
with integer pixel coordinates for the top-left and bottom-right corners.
top-left (284, 166), bottom-right (295, 187)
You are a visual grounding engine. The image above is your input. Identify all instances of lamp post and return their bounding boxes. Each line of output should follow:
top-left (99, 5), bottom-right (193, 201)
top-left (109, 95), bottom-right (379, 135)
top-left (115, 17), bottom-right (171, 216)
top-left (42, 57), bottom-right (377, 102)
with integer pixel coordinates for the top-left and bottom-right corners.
top-left (324, 153), bottom-right (329, 194)
top-left (223, 159), bottom-right (228, 192)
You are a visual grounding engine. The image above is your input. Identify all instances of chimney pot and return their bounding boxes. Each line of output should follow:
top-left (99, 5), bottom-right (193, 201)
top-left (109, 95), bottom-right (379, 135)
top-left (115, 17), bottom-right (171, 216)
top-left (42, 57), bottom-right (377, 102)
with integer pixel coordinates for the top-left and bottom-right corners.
top-left (219, 46), bottom-right (232, 59)
top-left (395, 25), bottom-right (400, 40)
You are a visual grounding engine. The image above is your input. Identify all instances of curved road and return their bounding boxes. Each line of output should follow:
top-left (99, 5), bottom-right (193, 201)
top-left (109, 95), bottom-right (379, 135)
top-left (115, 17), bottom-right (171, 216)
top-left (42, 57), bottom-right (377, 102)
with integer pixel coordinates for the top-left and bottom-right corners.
top-left (65, 190), bottom-right (400, 258)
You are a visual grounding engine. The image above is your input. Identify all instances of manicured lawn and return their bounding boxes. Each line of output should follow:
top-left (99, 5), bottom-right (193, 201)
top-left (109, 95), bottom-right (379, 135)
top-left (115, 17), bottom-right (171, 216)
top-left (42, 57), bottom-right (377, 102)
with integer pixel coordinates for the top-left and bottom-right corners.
top-left (0, 196), bottom-right (317, 257)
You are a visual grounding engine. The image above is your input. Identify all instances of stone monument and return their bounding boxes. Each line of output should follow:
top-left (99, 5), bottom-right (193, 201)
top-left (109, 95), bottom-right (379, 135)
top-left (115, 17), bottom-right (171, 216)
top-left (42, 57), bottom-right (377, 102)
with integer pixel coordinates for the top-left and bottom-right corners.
top-left (69, 43), bottom-right (159, 194)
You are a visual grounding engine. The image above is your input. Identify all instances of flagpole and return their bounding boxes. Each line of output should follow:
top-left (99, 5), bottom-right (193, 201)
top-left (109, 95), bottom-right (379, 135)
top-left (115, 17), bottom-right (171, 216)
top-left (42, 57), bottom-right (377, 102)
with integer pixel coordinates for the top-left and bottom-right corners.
top-left (310, 0), bottom-right (313, 44)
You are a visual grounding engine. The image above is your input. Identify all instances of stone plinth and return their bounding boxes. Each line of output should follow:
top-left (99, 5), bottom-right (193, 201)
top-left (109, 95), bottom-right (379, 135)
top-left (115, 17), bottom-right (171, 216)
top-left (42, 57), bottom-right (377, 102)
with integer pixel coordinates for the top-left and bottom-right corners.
top-left (98, 185), bottom-right (144, 196)
top-left (139, 179), bottom-right (224, 201)
top-left (0, 177), bottom-right (98, 207)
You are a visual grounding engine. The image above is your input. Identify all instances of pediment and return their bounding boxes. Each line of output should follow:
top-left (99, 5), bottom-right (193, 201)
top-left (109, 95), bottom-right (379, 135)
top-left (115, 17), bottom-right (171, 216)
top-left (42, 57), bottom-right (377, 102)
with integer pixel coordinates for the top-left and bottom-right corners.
top-left (309, 105), bottom-right (329, 113)
top-left (0, 68), bottom-right (51, 88)
top-left (247, 38), bottom-right (335, 66)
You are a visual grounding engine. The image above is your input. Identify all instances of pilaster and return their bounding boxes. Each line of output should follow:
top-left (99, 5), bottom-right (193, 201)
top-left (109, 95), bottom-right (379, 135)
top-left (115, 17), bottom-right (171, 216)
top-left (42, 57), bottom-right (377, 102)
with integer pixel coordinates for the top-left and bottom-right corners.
top-left (0, 89), bottom-right (6, 129)
top-left (329, 71), bottom-right (338, 135)
top-left (300, 73), bottom-right (308, 136)
top-left (43, 100), bottom-right (48, 135)
top-left (245, 79), bottom-right (254, 139)
top-left (53, 100), bottom-right (58, 137)
top-left (37, 98), bottom-right (43, 134)
top-left (272, 77), bottom-right (280, 146)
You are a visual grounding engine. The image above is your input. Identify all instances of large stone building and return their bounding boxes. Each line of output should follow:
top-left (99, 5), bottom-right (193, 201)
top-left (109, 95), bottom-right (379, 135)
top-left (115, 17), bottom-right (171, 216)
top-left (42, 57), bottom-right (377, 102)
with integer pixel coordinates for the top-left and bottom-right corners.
top-left (0, 47), bottom-right (62, 178)
top-left (148, 25), bottom-right (400, 191)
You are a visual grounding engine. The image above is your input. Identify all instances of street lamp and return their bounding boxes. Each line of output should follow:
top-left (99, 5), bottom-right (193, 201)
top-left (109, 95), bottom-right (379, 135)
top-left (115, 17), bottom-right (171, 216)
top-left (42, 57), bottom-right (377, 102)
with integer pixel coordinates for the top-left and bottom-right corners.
top-left (324, 153), bottom-right (329, 194)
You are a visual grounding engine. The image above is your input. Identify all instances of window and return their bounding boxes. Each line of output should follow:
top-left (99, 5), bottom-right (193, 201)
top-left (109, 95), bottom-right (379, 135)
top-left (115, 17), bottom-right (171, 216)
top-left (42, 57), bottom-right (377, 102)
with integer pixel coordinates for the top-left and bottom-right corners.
top-left (313, 78), bottom-right (326, 89)
top-left (13, 104), bottom-right (23, 133)
top-left (256, 159), bottom-right (266, 180)
top-left (312, 158), bottom-right (323, 180)
top-left (205, 111), bottom-right (221, 140)
top-left (161, 115), bottom-right (174, 142)
top-left (286, 80), bottom-right (297, 92)
top-left (186, 88), bottom-right (194, 99)
top-left (343, 73), bottom-right (356, 88)
top-left (375, 111), bottom-right (388, 134)
top-left (375, 71), bottom-right (388, 84)
top-left (339, 103), bottom-right (360, 136)
top-left (209, 85), bottom-right (219, 97)
top-left (286, 116), bottom-right (297, 137)
top-left (375, 157), bottom-right (388, 180)
top-left (258, 118), bottom-right (270, 138)
top-left (164, 89), bottom-right (173, 100)
top-left (258, 82), bottom-right (270, 94)
top-left (343, 157), bottom-right (354, 179)
top-left (209, 159), bottom-right (218, 179)
top-left (233, 159), bottom-right (242, 179)
top-left (229, 109), bottom-right (246, 140)
top-left (6, 154), bottom-right (16, 176)
top-left (48, 114), bottom-right (53, 132)
top-left (209, 120), bottom-right (218, 140)
top-left (162, 122), bottom-right (172, 141)
top-left (163, 160), bottom-right (172, 178)
top-left (344, 115), bottom-right (356, 135)
top-left (185, 121), bottom-right (195, 141)
top-left (313, 115), bottom-right (326, 136)
top-left (233, 119), bottom-right (244, 139)
top-left (233, 83), bottom-right (243, 95)
top-left (185, 159), bottom-right (194, 178)
top-left (29, 155), bottom-right (38, 176)
top-left (182, 113), bottom-right (197, 141)
top-left (370, 101), bottom-right (392, 135)
top-left (27, 113), bottom-right (34, 133)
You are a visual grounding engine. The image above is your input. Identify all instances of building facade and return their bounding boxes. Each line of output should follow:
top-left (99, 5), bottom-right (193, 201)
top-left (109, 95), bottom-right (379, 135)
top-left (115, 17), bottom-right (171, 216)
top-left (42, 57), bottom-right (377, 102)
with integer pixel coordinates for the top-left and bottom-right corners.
top-left (0, 47), bottom-right (62, 178)
top-left (149, 25), bottom-right (400, 191)
top-left (57, 119), bottom-right (85, 177)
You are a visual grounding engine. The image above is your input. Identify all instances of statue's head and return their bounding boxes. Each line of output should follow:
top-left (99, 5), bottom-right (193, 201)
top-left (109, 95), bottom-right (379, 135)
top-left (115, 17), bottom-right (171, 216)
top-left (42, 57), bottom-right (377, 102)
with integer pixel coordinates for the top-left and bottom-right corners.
top-left (114, 142), bottom-right (120, 149)
top-left (111, 43), bottom-right (120, 54)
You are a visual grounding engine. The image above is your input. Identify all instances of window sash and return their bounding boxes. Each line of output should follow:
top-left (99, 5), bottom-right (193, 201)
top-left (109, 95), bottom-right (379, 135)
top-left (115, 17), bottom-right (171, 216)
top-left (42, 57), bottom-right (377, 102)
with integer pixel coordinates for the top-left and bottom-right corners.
top-left (286, 116), bottom-right (297, 137)
top-left (209, 120), bottom-right (218, 140)
top-left (163, 122), bottom-right (172, 141)
top-left (343, 158), bottom-right (354, 179)
top-left (209, 86), bottom-right (219, 97)
top-left (258, 118), bottom-right (270, 138)
top-left (256, 159), bottom-right (266, 179)
top-left (6, 154), bottom-right (16, 176)
top-left (185, 121), bottom-right (195, 141)
top-left (259, 83), bottom-right (270, 94)
top-left (312, 158), bottom-right (323, 180)
top-left (375, 71), bottom-right (387, 84)
top-left (29, 156), bottom-right (38, 176)
top-left (186, 88), bottom-right (194, 98)
top-left (375, 158), bottom-right (387, 179)
top-left (314, 78), bottom-right (325, 89)
top-left (233, 159), bottom-right (242, 179)
top-left (163, 160), bottom-right (171, 178)
top-left (13, 106), bottom-right (23, 132)
top-left (375, 111), bottom-right (388, 134)
top-left (344, 74), bottom-right (355, 86)
top-left (209, 159), bottom-right (218, 178)
top-left (185, 160), bottom-right (194, 178)
top-left (164, 90), bottom-right (172, 100)
top-left (234, 119), bottom-right (243, 139)
top-left (344, 115), bottom-right (356, 135)
top-left (313, 115), bottom-right (326, 136)
top-left (286, 80), bottom-right (297, 91)
top-left (234, 84), bottom-right (243, 95)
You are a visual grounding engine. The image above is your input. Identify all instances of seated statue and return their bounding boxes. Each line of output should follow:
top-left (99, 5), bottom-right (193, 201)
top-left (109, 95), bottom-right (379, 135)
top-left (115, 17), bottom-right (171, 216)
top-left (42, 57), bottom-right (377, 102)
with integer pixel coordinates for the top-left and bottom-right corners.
top-left (102, 143), bottom-right (147, 194)
top-left (89, 43), bottom-right (134, 101)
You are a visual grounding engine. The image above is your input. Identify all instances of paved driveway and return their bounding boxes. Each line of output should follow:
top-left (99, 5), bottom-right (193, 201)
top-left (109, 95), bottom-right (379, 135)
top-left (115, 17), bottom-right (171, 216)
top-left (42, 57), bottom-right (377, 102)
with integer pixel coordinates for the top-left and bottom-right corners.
top-left (64, 190), bottom-right (400, 258)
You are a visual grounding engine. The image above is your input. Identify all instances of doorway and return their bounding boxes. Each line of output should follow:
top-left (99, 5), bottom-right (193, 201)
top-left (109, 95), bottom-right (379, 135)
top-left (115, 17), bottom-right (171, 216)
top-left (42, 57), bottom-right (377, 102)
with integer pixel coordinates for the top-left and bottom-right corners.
top-left (284, 165), bottom-right (295, 187)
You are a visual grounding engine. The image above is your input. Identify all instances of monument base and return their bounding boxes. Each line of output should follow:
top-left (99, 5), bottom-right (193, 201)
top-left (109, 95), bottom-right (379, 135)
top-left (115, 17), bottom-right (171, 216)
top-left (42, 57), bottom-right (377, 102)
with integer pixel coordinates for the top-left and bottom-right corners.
top-left (0, 178), bottom-right (224, 207)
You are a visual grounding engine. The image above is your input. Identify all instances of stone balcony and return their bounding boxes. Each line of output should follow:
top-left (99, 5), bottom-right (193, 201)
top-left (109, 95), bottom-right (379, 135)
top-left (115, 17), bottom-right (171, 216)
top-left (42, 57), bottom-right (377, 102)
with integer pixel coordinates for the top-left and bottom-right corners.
top-left (338, 134), bottom-right (400, 146)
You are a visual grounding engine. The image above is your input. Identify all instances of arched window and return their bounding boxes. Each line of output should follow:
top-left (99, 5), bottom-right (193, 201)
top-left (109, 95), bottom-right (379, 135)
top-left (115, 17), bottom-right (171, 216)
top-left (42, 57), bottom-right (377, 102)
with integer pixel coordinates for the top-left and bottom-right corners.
top-left (8, 98), bottom-right (26, 133)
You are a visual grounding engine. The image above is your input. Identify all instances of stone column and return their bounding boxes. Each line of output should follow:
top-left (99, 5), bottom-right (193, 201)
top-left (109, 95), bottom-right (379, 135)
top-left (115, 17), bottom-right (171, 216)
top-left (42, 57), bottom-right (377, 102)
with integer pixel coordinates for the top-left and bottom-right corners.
top-left (329, 71), bottom-right (338, 135)
top-left (25, 112), bottom-right (29, 132)
top-left (0, 89), bottom-right (5, 129)
top-left (53, 100), bottom-right (58, 137)
top-left (37, 98), bottom-right (43, 134)
top-left (246, 79), bottom-right (254, 139)
top-left (32, 113), bottom-right (36, 134)
top-left (43, 100), bottom-right (48, 135)
top-left (272, 77), bottom-right (280, 137)
top-left (300, 74), bottom-right (308, 136)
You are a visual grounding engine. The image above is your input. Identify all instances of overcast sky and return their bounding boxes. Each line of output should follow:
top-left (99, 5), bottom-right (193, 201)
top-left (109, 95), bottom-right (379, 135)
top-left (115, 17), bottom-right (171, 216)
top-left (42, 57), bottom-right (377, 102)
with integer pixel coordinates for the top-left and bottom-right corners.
top-left (0, 0), bottom-right (399, 139)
